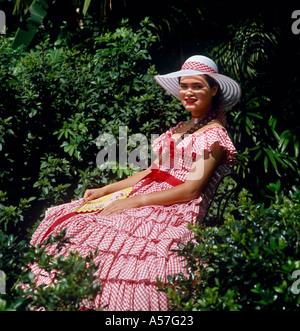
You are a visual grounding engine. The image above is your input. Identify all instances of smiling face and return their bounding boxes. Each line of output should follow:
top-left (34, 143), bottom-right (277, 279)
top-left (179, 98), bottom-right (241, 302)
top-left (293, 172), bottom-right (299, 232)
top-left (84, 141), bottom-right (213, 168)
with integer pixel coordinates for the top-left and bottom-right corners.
top-left (179, 75), bottom-right (219, 118)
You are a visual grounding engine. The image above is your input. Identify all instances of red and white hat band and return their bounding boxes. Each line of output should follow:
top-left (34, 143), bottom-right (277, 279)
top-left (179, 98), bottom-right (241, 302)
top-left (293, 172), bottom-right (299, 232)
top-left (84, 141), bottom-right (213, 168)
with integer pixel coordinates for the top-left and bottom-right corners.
top-left (181, 61), bottom-right (218, 74)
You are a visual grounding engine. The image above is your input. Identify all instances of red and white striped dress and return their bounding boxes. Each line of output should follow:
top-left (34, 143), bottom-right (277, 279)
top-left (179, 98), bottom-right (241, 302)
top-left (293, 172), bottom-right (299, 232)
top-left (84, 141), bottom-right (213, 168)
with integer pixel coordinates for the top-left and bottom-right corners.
top-left (29, 124), bottom-right (237, 311)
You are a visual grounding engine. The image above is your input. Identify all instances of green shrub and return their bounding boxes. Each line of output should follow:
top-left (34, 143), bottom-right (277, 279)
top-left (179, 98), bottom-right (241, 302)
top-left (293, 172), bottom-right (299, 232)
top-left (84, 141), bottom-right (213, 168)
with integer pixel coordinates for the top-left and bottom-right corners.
top-left (212, 19), bottom-right (300, 199)
top-left (159, 190), bottom-right (300, 311)
top-left (0, 19), bottom-right (184, 233)
top-left (0, 230), bottom-right (101, 311)
top-left (0, 231), bottom-right (28, 308)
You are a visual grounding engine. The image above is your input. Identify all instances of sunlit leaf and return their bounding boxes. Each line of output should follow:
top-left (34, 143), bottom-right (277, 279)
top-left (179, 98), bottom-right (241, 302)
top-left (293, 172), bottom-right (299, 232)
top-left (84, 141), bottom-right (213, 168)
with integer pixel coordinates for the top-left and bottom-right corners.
top-left (82, 0), bottom-right (92, 16)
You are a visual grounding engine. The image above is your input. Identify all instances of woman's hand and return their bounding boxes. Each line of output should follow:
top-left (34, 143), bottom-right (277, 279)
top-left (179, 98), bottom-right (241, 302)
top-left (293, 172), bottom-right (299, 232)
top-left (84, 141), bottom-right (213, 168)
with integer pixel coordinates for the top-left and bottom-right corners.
top-left (101, 197), bottom-right (141, 216)
top-left (83, 187), bottom-right (106, 203)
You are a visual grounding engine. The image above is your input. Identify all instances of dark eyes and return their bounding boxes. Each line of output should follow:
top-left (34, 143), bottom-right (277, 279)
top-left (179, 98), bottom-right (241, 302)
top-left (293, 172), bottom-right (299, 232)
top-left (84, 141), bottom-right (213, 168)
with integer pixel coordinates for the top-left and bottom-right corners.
top-left (179, 84), bottom-right (203, 90)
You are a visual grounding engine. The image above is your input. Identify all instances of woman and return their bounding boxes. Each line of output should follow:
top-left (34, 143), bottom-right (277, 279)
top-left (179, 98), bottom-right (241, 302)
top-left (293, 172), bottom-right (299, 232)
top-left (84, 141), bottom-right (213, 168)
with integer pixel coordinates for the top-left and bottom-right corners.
top-left (29, 55), bottom-right (241, 311)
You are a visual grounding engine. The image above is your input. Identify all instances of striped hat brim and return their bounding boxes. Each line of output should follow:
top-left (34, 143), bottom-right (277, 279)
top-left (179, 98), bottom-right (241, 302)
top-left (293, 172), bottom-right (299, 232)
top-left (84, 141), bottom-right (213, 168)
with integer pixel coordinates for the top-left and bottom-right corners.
top-left (154, 69), bottom-right (241, 110)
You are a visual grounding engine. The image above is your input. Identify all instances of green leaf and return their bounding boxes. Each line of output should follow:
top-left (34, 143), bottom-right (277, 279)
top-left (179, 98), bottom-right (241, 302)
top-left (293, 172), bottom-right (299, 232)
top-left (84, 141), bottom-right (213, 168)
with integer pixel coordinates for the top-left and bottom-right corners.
top-left (279, 130), bottom-right (291, 153)
top-left (246, 116), bottom-right (254, 130)
top-left (264, 148), bottom-right (277, 171)
top-left (294, 135), bottom-right (299, 158)
top-left (12, 0), bottom-right (51, 50)
top-left (264, 155), bottom-right (269, 173)
top-left (117, 168), bottom-right (123, 178)
top-left (83, 0), bottom-right (92, 16)
top-left (273, 153), bottom-right (288, 169)
top-left (270, 236), bottom-right (277, 250)
top-left (247, 112), bottom-right (263, 120)
top-left (254, 150), bottom-right (262, 162)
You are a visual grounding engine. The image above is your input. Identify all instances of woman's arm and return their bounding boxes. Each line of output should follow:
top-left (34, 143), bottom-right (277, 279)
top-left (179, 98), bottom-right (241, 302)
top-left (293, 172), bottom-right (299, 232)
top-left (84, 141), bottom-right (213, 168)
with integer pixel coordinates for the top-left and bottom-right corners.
top-left (83, 167), bottom-right (152, 203)
top-left (101, 144), bottom-right (225, 215)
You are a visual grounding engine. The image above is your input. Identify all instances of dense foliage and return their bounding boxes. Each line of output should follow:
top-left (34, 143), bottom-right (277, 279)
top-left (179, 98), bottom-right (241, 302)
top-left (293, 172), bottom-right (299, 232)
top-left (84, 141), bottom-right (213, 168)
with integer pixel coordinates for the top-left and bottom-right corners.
top-left (0, 18), bottom-right (183, 235)
top-left (158, 190), bottom-right (300, 311)
top-left (0, 229), bottom-right (101, 311)
top-left (0, 2), bottom-right (299, 310)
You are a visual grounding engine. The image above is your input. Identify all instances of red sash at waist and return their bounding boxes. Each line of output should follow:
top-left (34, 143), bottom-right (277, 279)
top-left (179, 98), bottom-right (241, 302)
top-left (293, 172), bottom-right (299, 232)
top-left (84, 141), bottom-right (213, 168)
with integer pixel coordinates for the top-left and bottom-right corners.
top-left (144, 168), bottom-right (183, 186)
top-left (128, 168), bottom-right (183, 197)
top-left (40, 169), bottom-right (183, 243)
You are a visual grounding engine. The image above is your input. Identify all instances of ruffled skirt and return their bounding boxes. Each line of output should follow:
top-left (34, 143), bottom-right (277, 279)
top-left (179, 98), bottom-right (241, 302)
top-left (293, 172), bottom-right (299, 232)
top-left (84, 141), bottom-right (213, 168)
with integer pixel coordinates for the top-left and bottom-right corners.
top-left (29, 178), bottom-right (201, 311)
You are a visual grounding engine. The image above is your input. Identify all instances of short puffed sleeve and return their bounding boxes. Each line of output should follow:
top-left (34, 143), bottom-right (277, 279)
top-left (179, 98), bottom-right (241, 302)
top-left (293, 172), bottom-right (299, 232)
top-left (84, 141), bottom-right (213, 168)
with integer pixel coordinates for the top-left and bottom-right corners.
top-left (189, 127), bottom-right (237, 165)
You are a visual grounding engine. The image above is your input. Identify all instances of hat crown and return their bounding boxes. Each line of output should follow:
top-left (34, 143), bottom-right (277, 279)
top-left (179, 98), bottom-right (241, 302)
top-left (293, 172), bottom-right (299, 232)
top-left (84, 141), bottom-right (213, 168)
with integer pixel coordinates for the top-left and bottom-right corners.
top-left (183, 55), bottom-right (219, 74)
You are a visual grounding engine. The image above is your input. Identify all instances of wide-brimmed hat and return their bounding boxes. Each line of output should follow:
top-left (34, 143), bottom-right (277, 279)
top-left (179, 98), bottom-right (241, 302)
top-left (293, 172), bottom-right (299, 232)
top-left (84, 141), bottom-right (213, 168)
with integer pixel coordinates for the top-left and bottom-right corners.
top-left (154, 55), bottom-right (241, 110)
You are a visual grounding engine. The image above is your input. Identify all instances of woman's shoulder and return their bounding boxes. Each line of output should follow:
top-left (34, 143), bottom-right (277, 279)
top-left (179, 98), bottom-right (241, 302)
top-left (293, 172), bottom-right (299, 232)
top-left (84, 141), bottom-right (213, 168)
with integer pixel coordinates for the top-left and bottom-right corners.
top-left (193, 119), bottom-right (225, 135)
top-left (172, 120), bottom-right (226, 139)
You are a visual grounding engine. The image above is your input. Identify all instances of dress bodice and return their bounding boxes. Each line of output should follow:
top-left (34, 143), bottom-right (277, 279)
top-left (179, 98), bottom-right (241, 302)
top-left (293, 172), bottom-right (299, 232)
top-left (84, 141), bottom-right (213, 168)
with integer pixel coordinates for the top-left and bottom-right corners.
top-left (151, 123), bottom-right (237, 182)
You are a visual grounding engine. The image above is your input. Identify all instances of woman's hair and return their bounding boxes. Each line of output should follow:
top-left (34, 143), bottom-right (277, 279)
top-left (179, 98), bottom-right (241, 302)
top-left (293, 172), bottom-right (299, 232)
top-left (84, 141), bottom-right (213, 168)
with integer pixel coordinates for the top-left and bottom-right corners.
top-left (203, 74), bottom-right (221, 113)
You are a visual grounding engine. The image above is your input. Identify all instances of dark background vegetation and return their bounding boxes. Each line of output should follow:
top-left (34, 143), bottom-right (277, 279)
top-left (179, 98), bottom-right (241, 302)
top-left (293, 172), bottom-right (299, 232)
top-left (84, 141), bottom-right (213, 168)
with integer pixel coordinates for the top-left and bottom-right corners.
top-left (0, 0), bottom-right (299, 310)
